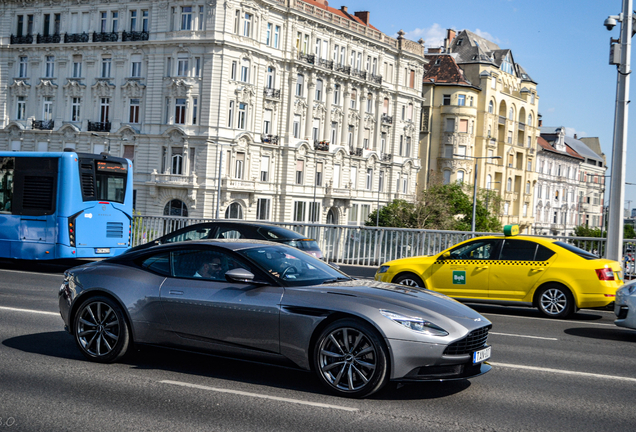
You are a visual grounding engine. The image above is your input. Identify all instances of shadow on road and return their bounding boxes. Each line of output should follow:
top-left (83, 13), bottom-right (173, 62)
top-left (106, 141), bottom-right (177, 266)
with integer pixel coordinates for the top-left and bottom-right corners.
top-left (466, 303), bottom-right (608, 322)
top-left (3, 331), bottom-right (471, 400)
top-left (0, 258), bottom-right (95, 274)
top-left (564, 327), bottom-right (636, 342)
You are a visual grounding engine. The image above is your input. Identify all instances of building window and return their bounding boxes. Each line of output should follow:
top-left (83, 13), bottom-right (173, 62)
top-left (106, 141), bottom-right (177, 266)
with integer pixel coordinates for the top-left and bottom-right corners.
top-left (457, 95), bottom-right (465, 106)
top-left (443, 170), bottom-right (451, 184)
top-left (226, 202), bottom-right (243, 219)
top-left (72, 58), bottom-right (82, 78)
top-left (296, 160), bottom-right (304, 184)
top-left (164, 199), bottom-right (188, 217)
top-left (18, 56), bottom-right (28, 78)
top-left (17, 97), bottom-right (26, 120)
top-left (293, 115), bottom-right (300, 138)
top-left (274, 25), bottom-right (280, 48)
top-left (331, 122), bottom-right (338, 144)
top-left (296, 74), bottom-right (304, 96)
top-left (237, 103), bottom-right (247, 129)
top-left (175, 98), bottom-right (186, 124)
top-left (316, 161), bottom-right (323, 186)
top-left (315, 79), bottom-right (323, 101)
top-left (350, 89), bottom-right (357, 109)
top-left (459, 119), bottom-right (468, 133)
top-left (228, 101), bottom-right (234, 128)
top-left (129, 98), bottom-right (140, 123)
top-left (257, 198), bottom-right (270, 220)
top-left (171, 149), bottom-right (183, 175)
top-left (445, 118), bottom-right (455, 132)
top-left (101, 58), bottom-right (112, 78)
top-left (457, 171), bottom-right (464, 183)
top-left (100, 98), bottom-right (110, 123)
top-left (309, 202), bottom-right (321, 223)
top-left (192, 97), bottom-right (198, 125)
top-left (194, 57), bottom-right (201, 77)
top-left (235, 152), bottom-right (245, 179)
top-left (181, 6), bottom-right (192, 30)
top-left (366, 168), bottom-right (373, 190)
top-left (507, 177), bottom-right (512, 191)
top-left (491, 77), bottom-right (497, 89)
top-left (131, 55), bottom-right (142, 77)
top-left (504, 202), bottom-right (509, 215)
top-left (130, 10), bottom-right (137, 31)
top-left (405, 137), bottom-right (411, 157)
top-left (261, 155), bottom-right (270, 182)
top-left (111, 11), bottom-right (118, 32)
top-left (143, 10), bottom-right (149, 32)
top-left (243, 13), bottom-right (252, 37)
top-left (177, 55), bottom-right (189, 77)
top-left (240, 58), bottom-right (249, 82)
top-left (334, 84), bottom-right (341, 105)
top-left (488, 100), bottom-right (494, 114)
top-left (266, 23), bottom-right (272, 46)
top-left (366, 94), bottom-right (373, 113)
top-left (45, 56), bottom-right (55, 78)
top-left (348, 204), bottom-right (358, 225)
top-left (263, 109), bottom-right (272, 135)
top-left (294, 201), bottom-right (306, 222)
top-left (42, 97), bottom-right (53, 120)
top-left (266, 67), bottom-right (275, 89)
top-left (443, 94), bottom-right (451, 105)
top-left (526, 181), bottom-right (531, 194)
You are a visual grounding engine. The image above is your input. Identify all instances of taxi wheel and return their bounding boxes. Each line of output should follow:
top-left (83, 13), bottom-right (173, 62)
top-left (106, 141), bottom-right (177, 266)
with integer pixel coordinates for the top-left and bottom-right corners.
top-left (393, 273), bottom-right (425, 288)
top-left (536, 284), bottom-right (574, 319)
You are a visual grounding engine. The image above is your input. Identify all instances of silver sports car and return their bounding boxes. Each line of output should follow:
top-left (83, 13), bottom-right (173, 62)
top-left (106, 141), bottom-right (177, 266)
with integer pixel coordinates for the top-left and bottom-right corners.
top-left (59, 240), bottom-right (492, 398)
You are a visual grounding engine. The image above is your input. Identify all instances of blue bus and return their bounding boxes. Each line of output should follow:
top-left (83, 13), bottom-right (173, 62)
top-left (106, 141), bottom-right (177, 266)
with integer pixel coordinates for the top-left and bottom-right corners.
top-left (0, 151), bottom-right (133, 260)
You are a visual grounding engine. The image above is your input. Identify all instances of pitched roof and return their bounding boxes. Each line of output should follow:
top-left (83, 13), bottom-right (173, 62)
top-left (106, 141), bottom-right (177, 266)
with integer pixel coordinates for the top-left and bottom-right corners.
top-left (423, 54), bottom-right (474, 86)
top-left (301, 0), bottom-right (380, 31)
top-left (537, 136), bottom-right (584, 160)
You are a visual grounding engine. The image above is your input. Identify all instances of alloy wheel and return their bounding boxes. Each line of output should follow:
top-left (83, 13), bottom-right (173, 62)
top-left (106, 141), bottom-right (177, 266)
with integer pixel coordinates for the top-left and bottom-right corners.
top-left (76, 301), bottom-right (121, 357)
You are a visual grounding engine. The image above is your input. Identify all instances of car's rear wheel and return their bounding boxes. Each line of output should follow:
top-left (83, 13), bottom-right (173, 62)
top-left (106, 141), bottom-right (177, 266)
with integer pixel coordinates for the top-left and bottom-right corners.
top-left (73, 296), bottom-right (130, 363)
top-left (313, 319), bottom-right (389, 398)
top-left (393, 273), bottom-right (425, 288)
top-left (536, 284), bottom-right (574, 319)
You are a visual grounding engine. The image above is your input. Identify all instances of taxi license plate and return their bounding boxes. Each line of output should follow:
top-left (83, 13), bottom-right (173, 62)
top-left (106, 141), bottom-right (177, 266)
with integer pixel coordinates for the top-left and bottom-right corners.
top-left (473, 346), bottom-right (491, 364)
top-left (95, 248), bottom-right (111, 254)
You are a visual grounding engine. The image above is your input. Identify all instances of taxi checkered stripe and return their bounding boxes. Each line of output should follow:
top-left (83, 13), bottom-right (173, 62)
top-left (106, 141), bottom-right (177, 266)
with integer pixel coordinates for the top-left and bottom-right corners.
top-left (433, 260), bottom-right (549, 266)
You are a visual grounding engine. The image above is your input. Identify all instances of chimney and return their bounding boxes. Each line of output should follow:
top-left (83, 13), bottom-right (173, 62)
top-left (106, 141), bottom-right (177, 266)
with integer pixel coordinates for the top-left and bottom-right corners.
top-left (444, 29), bottom-right (456, 52)
top-left (340, 6), bottom-right (347, 13)
top-left (574, 133), bottom-right (578, 139)
top-left (538, 119), bottom-right (543, 127)
top-left (354, 11), bottom-right (370, 25)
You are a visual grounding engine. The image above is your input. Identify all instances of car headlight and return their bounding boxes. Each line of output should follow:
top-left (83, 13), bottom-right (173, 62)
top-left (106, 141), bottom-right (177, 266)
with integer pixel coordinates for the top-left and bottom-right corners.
top-left (619, 283), bottom-right (636, 295)
top-left (377, 265), bottom-right (390, 274)
top-left (380, 310), bottom-right (449, 336)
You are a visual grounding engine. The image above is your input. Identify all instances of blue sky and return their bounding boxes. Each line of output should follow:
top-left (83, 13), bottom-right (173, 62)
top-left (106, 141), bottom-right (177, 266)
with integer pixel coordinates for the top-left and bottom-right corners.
top-left (338, 0), bottom-right (636, 212)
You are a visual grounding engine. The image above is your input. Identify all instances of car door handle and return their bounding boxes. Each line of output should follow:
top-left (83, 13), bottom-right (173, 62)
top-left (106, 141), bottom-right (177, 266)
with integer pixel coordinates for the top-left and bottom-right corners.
top-left (531, 268), bottom-right (544, 272)
top-left (169, 290), bottom-right (184, 295)
top-left (476, 265), bottom-right (489, 269)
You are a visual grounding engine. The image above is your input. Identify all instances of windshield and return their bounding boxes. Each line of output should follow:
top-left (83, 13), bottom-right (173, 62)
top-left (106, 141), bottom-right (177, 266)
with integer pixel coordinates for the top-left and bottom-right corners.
top-left (95, 173), bottom-right (126, 203)
top-left (238, 244), bottom-right (348, 286)
top-left (553, 241), bottom-right (599, 260)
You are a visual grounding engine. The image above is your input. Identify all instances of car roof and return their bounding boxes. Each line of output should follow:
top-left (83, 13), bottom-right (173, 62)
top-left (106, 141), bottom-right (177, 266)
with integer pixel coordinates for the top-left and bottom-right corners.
top-left (122, 239), bottom-right (292, 257)
top-left (170, 221), bottom-right (309, 239)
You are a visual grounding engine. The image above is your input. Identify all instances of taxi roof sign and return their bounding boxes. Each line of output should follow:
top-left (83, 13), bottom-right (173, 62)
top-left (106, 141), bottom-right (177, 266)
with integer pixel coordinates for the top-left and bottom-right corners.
top-left (503, 224), bottom-right (520, 236)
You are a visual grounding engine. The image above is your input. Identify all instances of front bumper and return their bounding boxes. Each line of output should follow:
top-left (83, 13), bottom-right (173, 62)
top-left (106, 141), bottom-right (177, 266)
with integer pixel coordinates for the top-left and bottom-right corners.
top-left (614, 293), bottom-right (636, 329)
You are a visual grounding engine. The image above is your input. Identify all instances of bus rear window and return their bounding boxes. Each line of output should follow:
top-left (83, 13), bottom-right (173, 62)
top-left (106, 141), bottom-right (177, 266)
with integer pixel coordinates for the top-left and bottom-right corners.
top-left (553, 241), bottom-right (599, 260)
top-left (79, 158), bottom-right (126, 204)
top-left (96, 174), bottom-right (125, 203)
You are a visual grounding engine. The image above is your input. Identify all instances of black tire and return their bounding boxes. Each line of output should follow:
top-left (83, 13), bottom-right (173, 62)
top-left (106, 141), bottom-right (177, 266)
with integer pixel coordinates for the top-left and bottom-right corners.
top-left (73, 296), bottom-right (131, 363)
top-left (536, 284), bottom-right (574, 319)
top-left (393, 273), bottom-right (425, 288)
top-left (313, 318), bottom-right (389, 398)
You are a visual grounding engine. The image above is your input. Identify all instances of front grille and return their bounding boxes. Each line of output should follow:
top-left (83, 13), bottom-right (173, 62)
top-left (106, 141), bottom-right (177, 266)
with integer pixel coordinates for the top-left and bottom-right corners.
top-left (106, 222), bottom-right (124, 238)
top-left (444, 325), bottom-right (491, 355)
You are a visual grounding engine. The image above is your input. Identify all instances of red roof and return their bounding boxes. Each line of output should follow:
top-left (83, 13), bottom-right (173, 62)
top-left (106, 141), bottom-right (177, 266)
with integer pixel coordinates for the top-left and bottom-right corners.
top-left (301, 0), bottom-right (380, 31)
top-left (423, 55), bottom-right (472, 86)
top-left (537, 136), bottom-right (584, 160)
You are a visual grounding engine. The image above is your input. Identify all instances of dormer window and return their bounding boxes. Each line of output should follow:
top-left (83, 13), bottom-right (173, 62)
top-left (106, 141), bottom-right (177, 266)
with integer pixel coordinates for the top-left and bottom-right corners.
top-left (435, 58), bottom-right (441, 65)
top-left (456, 38), bottom-right (463, 46)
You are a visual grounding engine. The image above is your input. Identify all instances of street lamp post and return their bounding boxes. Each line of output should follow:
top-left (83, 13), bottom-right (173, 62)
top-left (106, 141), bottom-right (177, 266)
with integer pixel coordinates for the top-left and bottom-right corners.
top-left (91, 132), bottom-right (121, 154)
top-left (454, 154), bottom-right (502, 233)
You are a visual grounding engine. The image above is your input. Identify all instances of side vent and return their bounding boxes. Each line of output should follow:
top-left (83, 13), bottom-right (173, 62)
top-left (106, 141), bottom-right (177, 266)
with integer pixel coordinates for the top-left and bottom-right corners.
top-left (23, 176), bottom-right (54, 210)
top-left (81, 172), bottom-right (95, 197)
top-left (106, 222), bottom-right (124, 238)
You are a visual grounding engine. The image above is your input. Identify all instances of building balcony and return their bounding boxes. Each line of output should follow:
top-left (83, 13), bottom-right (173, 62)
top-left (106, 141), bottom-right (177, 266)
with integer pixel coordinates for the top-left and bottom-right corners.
top-left (32, 120), bottom-right (54, 130)
top-left (498, 116), bottom-right (506, 125)
top-left (92, 32), bottom-right (119, 42)
top-left (37, 33), bottom-right (61, 44)
top-left (317, 58), bottom-right (334, 70)
top-left (64, 32), bottom-right (90, 43)
top-left (222, 178), bottom-right (255, 191)
top-left (335, 64), bottom-right (351, 75)
top-left (298, 53), bottom-right (315, 65)
top-left (10, 34), bottom-right (33, 44)
top-left (518, 122), bottom-right (526, 131)
top-left (350, 147), bottom-right (363, 157)
top-left (261, 134), bottom-right (279, 145)
top-left (381, 153), bottom-right (392, 162)
top-left (325, 185), bottom-right (352, 198)
top-left (263, 88), bottom-right (281, 99)
top-left (87, 121), bottom-right (111, 132)
top-left (381, 114), bottom-right (393, 125)
top-left (314, 140), bottom-right (329, 152)
top-left (369, 74), bottom-right (383, 85)
top-left (122, 31), bottom-right (149, 42)
top-left (351, 69), bottom-right (367, 79)
top-left (150, 172), bottom-right (198, 187)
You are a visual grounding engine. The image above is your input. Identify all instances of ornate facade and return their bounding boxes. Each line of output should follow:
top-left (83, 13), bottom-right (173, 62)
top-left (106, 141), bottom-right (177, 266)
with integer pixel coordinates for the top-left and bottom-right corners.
top-left (0, 0), bottom-right (425, 224)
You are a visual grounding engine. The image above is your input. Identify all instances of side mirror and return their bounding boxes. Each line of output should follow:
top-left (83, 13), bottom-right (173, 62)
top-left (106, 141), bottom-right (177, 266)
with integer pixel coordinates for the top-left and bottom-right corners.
top-left (441, 252), bottom-right (451, 260)
top-left (225, 268), bottom-right (255, 283)
top-left (328, 262), bottom-right (340, 270)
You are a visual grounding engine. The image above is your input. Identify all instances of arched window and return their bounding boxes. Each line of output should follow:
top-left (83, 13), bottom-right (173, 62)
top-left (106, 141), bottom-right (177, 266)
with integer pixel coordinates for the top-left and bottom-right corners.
top-left (527, 113), bottom-right (533, 127)
top-left (506, 177), bottom-right (512, 191)
top-left (457, 170), bottom-right (464, 183)
top-left (488, 100), bottom-right (494, 114)
top-left (172, 153), bottom-right (183, 175)
top-left (526, 181), bottom-right (531, 194)
top-left (225, 202), bottom-right (243, 219)
top-left (486, 174), bottom-right (492, 189)
top-left (164, 199), bottom-right (188, 217)
top-left (508, 107), bottom-right (514, 120)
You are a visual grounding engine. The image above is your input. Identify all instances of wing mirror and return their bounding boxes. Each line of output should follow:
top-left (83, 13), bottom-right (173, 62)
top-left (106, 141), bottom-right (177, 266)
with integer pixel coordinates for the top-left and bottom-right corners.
top-left (225, 268), bottom-right (255, 283)
top-left (440, 252), bottom-right (451, 260)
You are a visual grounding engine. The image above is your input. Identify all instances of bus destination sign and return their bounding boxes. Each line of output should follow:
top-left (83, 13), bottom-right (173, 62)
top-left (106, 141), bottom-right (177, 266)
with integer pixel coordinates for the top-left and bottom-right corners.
top-left (97, 161), bottom-right (127, 173)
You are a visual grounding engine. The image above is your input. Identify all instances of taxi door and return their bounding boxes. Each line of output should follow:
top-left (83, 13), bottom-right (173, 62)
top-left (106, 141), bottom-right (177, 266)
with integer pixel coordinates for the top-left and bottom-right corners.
top-left (488, 239), bottom-right (554, 300)
top-left (427, 238), bottom-right (502, 299)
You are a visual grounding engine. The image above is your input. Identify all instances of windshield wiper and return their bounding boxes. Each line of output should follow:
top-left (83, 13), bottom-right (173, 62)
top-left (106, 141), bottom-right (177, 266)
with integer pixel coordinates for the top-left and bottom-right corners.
top-left (321, 277), bottom-right (351, 284)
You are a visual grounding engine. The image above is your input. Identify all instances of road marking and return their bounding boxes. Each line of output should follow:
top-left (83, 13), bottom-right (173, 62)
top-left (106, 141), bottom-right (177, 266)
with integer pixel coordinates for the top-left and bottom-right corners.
top-left (490, 332), bottom-right (557, 341)
top-left (0, 306), bottom-right (59, 316)
top-left (480, 312), bottom-right (616, 327)
top-left (0, 269), bottom-right (63, 277)
top-left (490, 362), bottom-right (636, 383)
top-left (160, 380), bottom-right (358, 412)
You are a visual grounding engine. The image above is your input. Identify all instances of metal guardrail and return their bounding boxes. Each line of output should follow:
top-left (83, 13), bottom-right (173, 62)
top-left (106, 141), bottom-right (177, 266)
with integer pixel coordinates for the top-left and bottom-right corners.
top-left (132, 216), bottom-right (636, 275)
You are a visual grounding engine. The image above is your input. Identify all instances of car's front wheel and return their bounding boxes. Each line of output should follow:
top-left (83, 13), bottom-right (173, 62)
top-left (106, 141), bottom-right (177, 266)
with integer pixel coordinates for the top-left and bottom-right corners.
top-left (73, 296), bottom-right (130, 363)
top-left (393, 273), bottom-right (425, 288)
top-left (536, 284), bottom-right (574, 319)
top-left (313, 319), bottom-right (389, 398)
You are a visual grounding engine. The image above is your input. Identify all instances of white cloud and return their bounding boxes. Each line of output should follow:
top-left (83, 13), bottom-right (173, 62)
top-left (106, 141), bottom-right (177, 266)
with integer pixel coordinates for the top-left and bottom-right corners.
top-left (473, 29), bottom-right (500, 44)
top-left (565, 127), bottom-right (577, 137)
top-left (399, 23), bottom-right (446, 47)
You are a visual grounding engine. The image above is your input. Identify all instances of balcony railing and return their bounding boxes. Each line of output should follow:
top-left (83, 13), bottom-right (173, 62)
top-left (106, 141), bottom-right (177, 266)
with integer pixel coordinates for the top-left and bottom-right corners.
top-left (382, 153), bottom-right (392, 162)
top-left (369, 74), bottom-right (383, 84)
top-left (93, 32), bottom-right (119, 42)
top-left (518, 122), bottom-right (526, 131)
top-left (10, 34), bottom-right (33, 44)
top-left (351, 147), bottom-right (363, 157)
top-left (352, 69), bottom-right (367, 79)
top-left (299, 53), bottom-right (315, 65)
top-left (381, 114), bottom-right (393, 125)
top-left (314, 140), bottom-right (329, 152)
top-left (263, 88), bottom-right (281, 99)
top-left (122, 31), bottom-right (149, 42)
top-left (37, 33), bottom-right (61, 44)
top-left (64, 32), bottom-right (90, 43)
top-left (498, 116), bottom-right (506, 125)
top-left (261, 134), bottom-right (279, 145)
top-left (32, 120), bottom-right (54, 130)
top-left (335, 65), bottom-right (351, 75)
top-left (317, 58), bottom-right (334, 70)
top-left (87, 121), bottom-right (111, 132)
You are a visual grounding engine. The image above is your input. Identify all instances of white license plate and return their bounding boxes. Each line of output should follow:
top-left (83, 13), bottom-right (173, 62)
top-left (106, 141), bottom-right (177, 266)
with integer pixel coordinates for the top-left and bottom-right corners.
top-left (473, 346), bottom-right (491, 363)
top-left (95, 248), bottom-right (111, 254)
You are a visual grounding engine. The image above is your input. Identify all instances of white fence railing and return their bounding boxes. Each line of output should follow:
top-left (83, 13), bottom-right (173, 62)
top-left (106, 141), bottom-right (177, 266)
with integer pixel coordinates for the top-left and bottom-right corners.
top-left (132, 216), bottom-right (636, 273)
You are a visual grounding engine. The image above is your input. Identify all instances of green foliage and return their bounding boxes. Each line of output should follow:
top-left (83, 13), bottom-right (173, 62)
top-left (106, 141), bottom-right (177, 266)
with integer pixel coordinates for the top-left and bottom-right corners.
top-left (366, 181), bottom-right (502, 232)
top-left (572, 225), bottom-right (602, 238)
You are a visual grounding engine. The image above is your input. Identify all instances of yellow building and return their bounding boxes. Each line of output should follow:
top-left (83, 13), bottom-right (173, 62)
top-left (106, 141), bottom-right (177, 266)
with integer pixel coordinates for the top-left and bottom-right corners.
top-left (419, 29), bottom-right (539, 231)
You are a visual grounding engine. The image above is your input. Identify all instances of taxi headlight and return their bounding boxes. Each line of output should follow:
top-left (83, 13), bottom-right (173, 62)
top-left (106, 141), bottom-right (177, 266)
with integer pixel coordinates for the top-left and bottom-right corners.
top-left (380, 310), bottom-right (448, 336)
top-left (377, 265), bottom-right (390, 274)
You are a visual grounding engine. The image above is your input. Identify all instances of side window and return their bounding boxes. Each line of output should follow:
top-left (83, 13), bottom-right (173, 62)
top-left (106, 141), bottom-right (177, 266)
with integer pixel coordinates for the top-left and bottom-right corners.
top-left (171, 248), bottom-right (252, 281)
top-left (139, 252), bottom-right (171, 276)
top-left (535, 245), bottom-right (556, 261)
top-left (499, 240), bottom-right (538, 261)
top-left (216, 227), bottom-right (245, 239)
top-left (166, 227), bottom-right (214, 243)
top-left (449, 240), bottom-right (500, 260)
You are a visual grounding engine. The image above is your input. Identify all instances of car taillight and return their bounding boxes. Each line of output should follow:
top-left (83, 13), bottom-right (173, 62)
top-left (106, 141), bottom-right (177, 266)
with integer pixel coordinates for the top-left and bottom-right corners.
top-left (595, 268), bottom-right (615, 281)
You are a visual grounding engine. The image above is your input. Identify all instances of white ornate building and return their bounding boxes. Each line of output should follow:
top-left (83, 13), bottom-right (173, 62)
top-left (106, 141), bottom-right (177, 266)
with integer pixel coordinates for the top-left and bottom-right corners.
top-left (0, 0), bottom-right (425, 224)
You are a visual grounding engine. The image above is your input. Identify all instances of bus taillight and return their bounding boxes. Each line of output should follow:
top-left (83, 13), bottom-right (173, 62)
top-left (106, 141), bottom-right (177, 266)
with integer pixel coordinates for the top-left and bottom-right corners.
top-left (68, 211), bottom-right (82, 247)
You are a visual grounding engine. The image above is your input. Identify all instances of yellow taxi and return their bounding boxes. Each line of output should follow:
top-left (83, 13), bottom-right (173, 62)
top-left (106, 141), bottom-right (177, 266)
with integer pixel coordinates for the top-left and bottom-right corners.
top-left (374, 225), bottom-right (624, 318)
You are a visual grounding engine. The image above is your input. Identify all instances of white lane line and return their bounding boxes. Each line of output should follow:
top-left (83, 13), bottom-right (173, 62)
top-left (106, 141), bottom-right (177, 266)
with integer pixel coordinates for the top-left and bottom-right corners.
top-left (0, 269), bottom-right (63, 276)
top-left (0, 306), bottom-right (59, 316)
top-left (160, 380), bottom-right (358, 412)
top-left (490, 362), bottom-right (636, 383)
top-left (480, 312), bottom-right (616, 327)
top-left (490, 332), bottom-right (558, 341)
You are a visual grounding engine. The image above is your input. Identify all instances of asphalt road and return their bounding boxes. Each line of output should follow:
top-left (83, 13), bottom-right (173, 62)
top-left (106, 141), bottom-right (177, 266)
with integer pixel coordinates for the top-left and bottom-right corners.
top-left (1, 259), bottom-right (635, 431)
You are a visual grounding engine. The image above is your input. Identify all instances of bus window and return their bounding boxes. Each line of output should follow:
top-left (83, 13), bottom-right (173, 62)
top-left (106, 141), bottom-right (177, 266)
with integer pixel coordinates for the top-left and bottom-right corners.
top-left (0, 157), bottom-right (14, 213)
